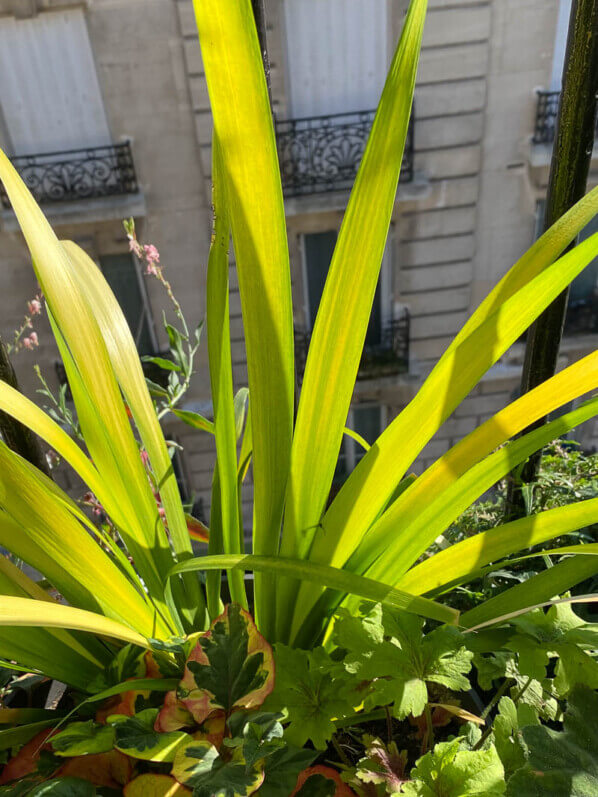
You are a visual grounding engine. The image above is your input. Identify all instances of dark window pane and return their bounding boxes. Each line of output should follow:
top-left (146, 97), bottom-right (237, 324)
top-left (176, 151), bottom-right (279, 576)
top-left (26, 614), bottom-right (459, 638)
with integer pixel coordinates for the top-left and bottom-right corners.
top-left (304, 230), bottom-right (381, 343)
top-left (99, 253), bottom-right (155, 354)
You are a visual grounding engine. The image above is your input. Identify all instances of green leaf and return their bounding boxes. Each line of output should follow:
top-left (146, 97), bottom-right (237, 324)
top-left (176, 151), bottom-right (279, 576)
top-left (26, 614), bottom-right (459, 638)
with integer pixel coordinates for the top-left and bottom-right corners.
top-left (280, 0), bottom-right (428, 642)
top-left (28, 779), bottom-right (96, 797)
top-left (51, 720), bottom-right (115, 757)
top-left (492, 697), bottom-right (539, 777)
top-left (169, 554), bottom-right (459, 628)
top-left (257, 746), bottom-right (318, 797)
top-left (110, 708), bottom-right (188, 762)
top-left (403, 739), bottom-right (505, 796)
top-left (263, 645), bottom-right (357, 750)
top-left (226, 711), bottom-right (284, 767)
top-left (206, 138), bottom-right (246, 609)
top-left (172, 409), bottom-right (215, 434)
top-left (177, 604), bottom-right (274, 725)
top-left (172, 739), bottom-right (264, 795)
top-left (507, 685), bottom-right (598, 796)
top-left (193, 0), bottom-right (294, 639)
top-left (141, 355), bottom-right (181, 372)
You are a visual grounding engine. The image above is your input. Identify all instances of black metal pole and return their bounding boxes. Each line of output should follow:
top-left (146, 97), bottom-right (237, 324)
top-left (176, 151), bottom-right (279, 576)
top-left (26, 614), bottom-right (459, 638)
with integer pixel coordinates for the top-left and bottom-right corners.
top-left (0, 338), bottom-right (50, 477)
top-left (251, 0), bottom-right (273, 106)
top-left (506, 0), bottom-right (598, 519)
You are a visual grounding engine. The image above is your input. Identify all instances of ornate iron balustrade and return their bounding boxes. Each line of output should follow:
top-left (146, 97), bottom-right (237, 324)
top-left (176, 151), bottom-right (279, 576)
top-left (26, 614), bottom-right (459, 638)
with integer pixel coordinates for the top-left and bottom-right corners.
top-left (294, 311), bottom-right (410, 382)
top-left (0, 142), bottom-right (138, 208)
top-left (275, 109), bottom-right (414, 197)
top-left (534, 90), bottom-right (598, 144)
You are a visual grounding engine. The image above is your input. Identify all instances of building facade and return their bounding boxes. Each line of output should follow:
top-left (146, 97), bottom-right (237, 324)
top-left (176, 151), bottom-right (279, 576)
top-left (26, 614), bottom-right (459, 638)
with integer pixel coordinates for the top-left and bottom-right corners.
top-left (0, 0), bottom-right (596, 531)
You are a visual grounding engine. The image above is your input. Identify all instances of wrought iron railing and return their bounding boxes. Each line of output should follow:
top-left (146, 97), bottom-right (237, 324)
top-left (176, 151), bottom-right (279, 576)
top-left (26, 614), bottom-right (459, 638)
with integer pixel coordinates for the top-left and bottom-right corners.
top-left (295, 311), bottom-right (410, 382)
top-left (534, 90), bottom-right (598, 144)
top-left (275, 109), bottom-right (414, 197)
top-left (0, 142), bottom-right (138, 208)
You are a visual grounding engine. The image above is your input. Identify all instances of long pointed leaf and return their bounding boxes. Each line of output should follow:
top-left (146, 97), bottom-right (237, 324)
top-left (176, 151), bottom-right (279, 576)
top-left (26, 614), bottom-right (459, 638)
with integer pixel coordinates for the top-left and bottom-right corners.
top-left (193, 0), bottom-right (294, 636)
top-left (401, 497), bottom-right (598, 597)
top-left (0, 596), bottom-right (149, 647)
top-left (206, 137), bottom-right (246, 610)
top-left (461, 555), bottom-right (598, 629)
top-left (169, 553), bottom-right (458, 627)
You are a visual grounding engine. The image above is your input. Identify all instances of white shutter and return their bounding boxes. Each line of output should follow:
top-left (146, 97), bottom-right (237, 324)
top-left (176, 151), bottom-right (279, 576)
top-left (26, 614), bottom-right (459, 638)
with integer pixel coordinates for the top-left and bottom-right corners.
top-left (0, 9), bottom-right (110, 153)
top-left (283, 0), bottom-right (389, 118)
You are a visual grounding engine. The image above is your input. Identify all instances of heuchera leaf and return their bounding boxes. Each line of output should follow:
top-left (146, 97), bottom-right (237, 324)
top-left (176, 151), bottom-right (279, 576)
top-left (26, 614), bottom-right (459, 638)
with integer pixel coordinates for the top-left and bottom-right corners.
top-left (352, 736), bottom-right (409, 792)
top-left (55, 749), bottom-right (133, 789)
top-left (24, 778), bottom-right (96, 796)
top-left (171, 739), bottom-right (264, 795)
top-left (124, 773), bottom-right (191, 796)
top-left (50, 721), bottom-right (115, 757)
top-left (402, 740), bottom-right (505, 796)
top-left (110, 708), bottom-right (188, 762)
top-left (507, 685), bottom-right (598, 796)
top-left (177, 604), bottom-right (274, 724)
top-left (155, 691), bottom-right (194, 733)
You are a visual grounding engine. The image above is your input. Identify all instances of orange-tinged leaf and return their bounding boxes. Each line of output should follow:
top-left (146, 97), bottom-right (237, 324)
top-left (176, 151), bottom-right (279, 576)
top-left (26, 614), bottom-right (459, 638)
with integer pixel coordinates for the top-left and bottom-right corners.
top-left (193, 713), bottom-right (226, 749)
top-left (124, 774), bottom-right (191, 796)
top-left (57, 749), bottom-right (133, 787)
top-left (186, 513), bottom-right (209, 543)
top-left (0, 729), bottom-right (57, 785)
top-left (291, 766), bottom-right (357, 796)
top-left (178, 604), bottom-right (274, 725)
top-left (154, 691), bottom-right (194, 733)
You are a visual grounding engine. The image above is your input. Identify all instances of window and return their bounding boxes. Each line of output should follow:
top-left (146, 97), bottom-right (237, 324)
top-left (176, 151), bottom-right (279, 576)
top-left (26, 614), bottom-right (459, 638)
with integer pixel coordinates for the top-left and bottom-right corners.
top-left (302, 230), bottom-right (384, 345)
top-left (535, 202), bottom-right (598, 335)
top-left (334, 404), bottom-right (385, 485)
top-left (99, 254), bottom-right (156, 355)
top-left (0, 9), bottom-right (110, 154)
top-left (283, 0), bottom-right (389, 117)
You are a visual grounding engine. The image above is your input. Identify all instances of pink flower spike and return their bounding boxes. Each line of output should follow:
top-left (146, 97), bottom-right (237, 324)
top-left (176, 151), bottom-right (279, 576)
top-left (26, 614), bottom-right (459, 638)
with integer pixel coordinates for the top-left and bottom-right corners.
top-left (29, 332), bottom-right (38, 347)
top-left (145, 263), bottom-right (159, 277)
top-left (22, 337), bottom-right (33, 350)
top-left (28, 299), bottom-right (42, 315)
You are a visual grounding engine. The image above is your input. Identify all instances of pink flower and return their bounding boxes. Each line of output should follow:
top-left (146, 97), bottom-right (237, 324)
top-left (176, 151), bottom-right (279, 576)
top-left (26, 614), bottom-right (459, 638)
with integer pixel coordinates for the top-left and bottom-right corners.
top-left (28, 299), bottom-right (42, 315)
top-left (23, 332), bottom-right (38, 349)
top-left (145, 262), bottom-right (159, 277)
top-left (144, 244), bottom-right (160, 264)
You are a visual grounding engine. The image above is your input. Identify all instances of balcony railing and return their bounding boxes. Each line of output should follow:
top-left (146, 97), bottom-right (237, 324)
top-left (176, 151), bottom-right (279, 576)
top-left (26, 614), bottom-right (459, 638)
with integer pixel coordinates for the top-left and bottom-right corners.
top-left (0, 142), bottom-right (138, 209)
top-left (534, 90), bottom-right (598, 144)
top-left (295, 311), bottom-right (410, 382)
top-left (275, 109), bottom-right (414, 197)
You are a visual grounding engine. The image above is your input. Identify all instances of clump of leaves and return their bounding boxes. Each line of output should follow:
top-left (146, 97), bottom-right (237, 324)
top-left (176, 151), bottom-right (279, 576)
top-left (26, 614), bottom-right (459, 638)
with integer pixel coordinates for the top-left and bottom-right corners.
top-left (0, 605), bottom-right (318, 796)
top-left (334, 605), bottom-right (473, 721)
